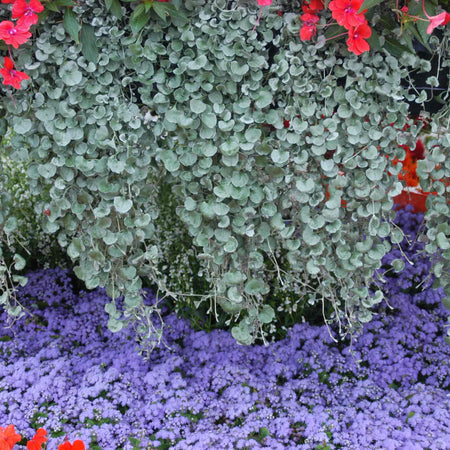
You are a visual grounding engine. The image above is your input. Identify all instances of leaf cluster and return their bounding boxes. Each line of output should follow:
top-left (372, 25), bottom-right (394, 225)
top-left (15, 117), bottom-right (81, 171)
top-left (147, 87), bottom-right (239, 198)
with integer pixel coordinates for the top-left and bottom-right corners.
top-left (1, 0), bottom-right (448, 349)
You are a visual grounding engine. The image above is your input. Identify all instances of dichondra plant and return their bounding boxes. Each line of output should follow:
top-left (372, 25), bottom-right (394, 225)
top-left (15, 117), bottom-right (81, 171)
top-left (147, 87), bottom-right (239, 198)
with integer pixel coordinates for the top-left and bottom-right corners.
top-left (0, 0), bottom-right (449, 350)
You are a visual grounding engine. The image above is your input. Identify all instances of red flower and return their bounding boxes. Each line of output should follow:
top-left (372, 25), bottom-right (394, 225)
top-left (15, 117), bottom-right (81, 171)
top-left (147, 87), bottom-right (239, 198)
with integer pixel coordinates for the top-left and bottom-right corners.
top-left (346, 22), bottom-right (371, 55)
top-left (302, 0), bottom-right (324, 13)
top-left (329, 0), bottom-right (366, 29)
top-left (44, 208), bottom-right (50, 216)
top-left (426, 11), bottom-right (450, 34)
top-left (0, 20), bottom-right (32, 49)
top-left (0, 425), bottom-right (22, 450)
top-left (12, 0), bottom-right (44, 28)
top-left (27, 428), bottom-right (47, 450)
top-left (1, 56), bottom-right (30, 89)
top-left (0, 0), bottom-right (15, 3)
top-left (257, 0), bottom-right (272, 5)
top-left (58, 440), bottom-right (85, 450)
top-left (300, 13), bottom-right (319, 41)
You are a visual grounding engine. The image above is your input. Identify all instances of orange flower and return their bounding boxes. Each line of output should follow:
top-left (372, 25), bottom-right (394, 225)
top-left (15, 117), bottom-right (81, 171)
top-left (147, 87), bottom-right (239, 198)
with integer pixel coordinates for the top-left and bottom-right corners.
top-left (391, 140), bottom-right (425, 188)
top-left (58, 439), bottom-right (85, 450)
top-left (27, 428), bottom-right (47, 450)
top-left (0, 425), bottom-right (22, 450)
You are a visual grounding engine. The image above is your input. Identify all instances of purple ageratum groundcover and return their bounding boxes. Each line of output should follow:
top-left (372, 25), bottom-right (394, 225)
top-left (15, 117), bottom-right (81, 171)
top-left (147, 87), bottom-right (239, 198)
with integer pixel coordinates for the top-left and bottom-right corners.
top-left (0, 209), bottom-right (450, 450)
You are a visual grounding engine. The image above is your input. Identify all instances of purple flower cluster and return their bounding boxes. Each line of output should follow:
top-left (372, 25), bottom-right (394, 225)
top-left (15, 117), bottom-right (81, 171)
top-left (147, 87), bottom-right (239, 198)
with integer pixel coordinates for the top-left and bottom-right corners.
top-left (0, 208), bottom-right (449, 449)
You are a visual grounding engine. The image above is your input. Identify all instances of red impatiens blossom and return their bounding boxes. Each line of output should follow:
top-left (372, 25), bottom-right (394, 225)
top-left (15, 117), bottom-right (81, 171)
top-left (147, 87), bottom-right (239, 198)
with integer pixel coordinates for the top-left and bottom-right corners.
top-left (58, 440), bottom-right (85, 450)
top-left (0, 425), bottom-right (22, 450)
top-left (300, 13), bottom-right (320, 41)
top-left (12, 0), bottom-right (44, 28)
top-left (329, 0), bottom-right (367, 29)
top-left (1, 56), bottom-right (29, 89)
top-left (0, 0), bottom-right (15, 3)
top-left (0, 20), bottom-right (32, 49)
top-left (346, 22), bottom-right (371, 55)
top-left (257, 0), bottom-right (272, 5)
top-left (27, 428), bottom-right (48, 450)
top-left (302, 0), bottom-right (324, 13)
top-left (426, 11), bottom-right (450, 34)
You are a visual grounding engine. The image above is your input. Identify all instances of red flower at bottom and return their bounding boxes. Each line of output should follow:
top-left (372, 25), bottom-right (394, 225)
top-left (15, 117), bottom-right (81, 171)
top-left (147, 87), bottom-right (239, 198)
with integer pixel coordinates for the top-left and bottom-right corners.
top-left (27, 428), bottom-right (47, 450)
top-left (300, 13), bottom-right (319, 41)
top-left (1, 56), bottom-right (29, 89)
top-left (58, 440), bottom-right (85, 450)
top-left (0, 425), bottom-right (22, 450)
top-left (347, 22), bottom-right (371, 55)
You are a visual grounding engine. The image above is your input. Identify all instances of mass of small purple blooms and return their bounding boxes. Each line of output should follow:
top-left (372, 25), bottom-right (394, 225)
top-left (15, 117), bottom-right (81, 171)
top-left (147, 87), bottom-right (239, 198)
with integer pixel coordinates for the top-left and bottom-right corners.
top-left (0, 207), bottom-right (449, 450)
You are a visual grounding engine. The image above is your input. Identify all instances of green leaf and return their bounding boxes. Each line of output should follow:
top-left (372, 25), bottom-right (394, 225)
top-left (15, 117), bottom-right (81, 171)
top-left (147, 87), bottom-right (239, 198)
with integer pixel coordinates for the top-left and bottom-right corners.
top-left (201, 113), bottom-right (217, 128)
top-left (3, 217), bottom-right (18, 234)
top-left (63, 7), bottom-right (81, 43)
top-left (162, 3), bottom-right (188, 22)
top-left (366, 28), bottom-right (381, 52)
top-left (258, 305), bottom-right (275, 324)
top-left (390, 228), bottom-right (404, 245)
top-left (14, 119), bottom-right (32, 135)
top-left (59, 61), bottom-right (82, 86)
top-left (130, 4), bottom-right (150, 35)
top-left (80, 25), bottom-right (99, 63)
top-left (54, 0), bottom-right (76, 5)
top-left (124, 292), bottom-right (142, 308)
top-left (13, 254), bottom-right (26, 271)
top-left (190, 99), bottom-right (207, 114)
top-left (357, 0), bottom-right (383, 13)
top-left (391, 258), bottom-right (405, 273)
top-left (245, 128), bottom-right (262, 143)
top-left (306, 259), bottom-right (320, 275)
top-left (244, 278), bottom-right (266, 295)
top-left (44, 3), bottom-right (59, 12)
top-left (114, 197), bottom-right (133, 214)
top-left (436, 232), bottom-right (450, 250)
top-left (223, 271), bottom-right (247, 285)
top-left (152, 2), bottom-right (169, 21)
top-left (231, 322), bottom-right (253, 345)
top-left (254, 91), bottom-right (272, 109)
top-left (227, 286), bottom-right (243, 303)
top-left (383, 38), bottom-right (413, 59)
top-left (107, 0), bottom-right (123, 18)
top-left (324, 23), bottom-right (346, 39)
top-left (107, 318), bottom-right (124, 333)
top-left (144, 0), bottom-right (153, 12)
top-left (224, 237), bottom-right (238, 253)
top-left (67, 238), bottom-right (84, 259)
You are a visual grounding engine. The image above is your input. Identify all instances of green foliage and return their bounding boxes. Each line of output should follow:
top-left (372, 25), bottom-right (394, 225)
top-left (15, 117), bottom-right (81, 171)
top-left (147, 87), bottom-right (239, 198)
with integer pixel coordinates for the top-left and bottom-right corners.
top-left (0, 0), bottom-right (448, 351)
top-left (0, 142), bottom-right (69, 271)
top-left (0, 132), bottom-right (30, 321)
top-left (417, 127), bottom-right (450, 342)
